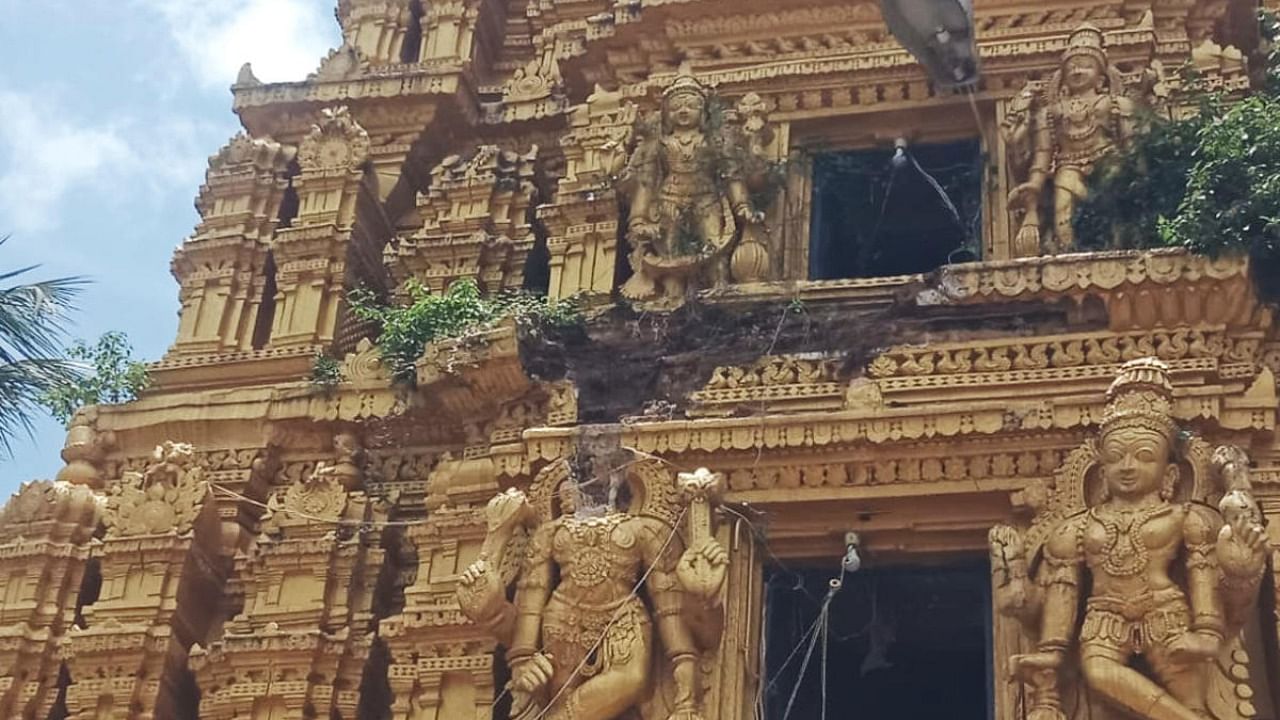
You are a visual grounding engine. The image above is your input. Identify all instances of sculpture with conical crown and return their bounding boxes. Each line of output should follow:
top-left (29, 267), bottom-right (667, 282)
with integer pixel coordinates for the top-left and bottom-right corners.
top-left (990, 358), bottom-right (1268, 720)
top-left (1004, 24), bottom-right (1141, 255)
top-left (618, 66), bottom-right (769, 306)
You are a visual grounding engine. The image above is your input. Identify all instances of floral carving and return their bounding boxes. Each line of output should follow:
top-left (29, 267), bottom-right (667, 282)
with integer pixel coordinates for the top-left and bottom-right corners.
top-left (104, 441), bottom-right (209, 538)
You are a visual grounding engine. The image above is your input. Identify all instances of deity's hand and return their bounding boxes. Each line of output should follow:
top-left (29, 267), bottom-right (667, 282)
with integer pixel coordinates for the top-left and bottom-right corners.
top-left (989, 525), bottom-right (1031, 614)
top-left (1216, 494), bottom-right (1267, 581)
top-left (1168, 631), bottom-right (1222, 663)
top-left (1010, 650), bottom-right (1062, 681)
top-left (509, 652), bottom-right (555, 716)
top-left (458, 557), bottom-right (490, 589)
top-left (677, 537), bottom-right (729, 601)
top-left (734, 205), bottom-right (764, 225)
top-left (483, 488), bottom-right (531, 533)
top-left (1008, 181), bottom-right (1042, 209)
top-left (628, 219), bottom-right (661, 245)
top-left (456, 556), bottom-right (505, 621)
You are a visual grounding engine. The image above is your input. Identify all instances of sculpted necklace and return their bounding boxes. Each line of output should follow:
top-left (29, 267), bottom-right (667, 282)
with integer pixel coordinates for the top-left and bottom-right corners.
top-left (1092, 502), bottom-right (1164, 577)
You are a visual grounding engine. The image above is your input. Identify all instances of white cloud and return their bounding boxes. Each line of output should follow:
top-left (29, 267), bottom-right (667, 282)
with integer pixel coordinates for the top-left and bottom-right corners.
top-left (0, 90), bottom-right (136, 233)
top-left (137, 0), bottom-right (338, 89)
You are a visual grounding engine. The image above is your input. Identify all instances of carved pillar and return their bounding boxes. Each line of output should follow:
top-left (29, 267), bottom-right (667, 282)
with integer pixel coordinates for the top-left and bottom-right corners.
top-left (703, 518), bottom-right (761, 720)
top-left (189, 458), bottom-right (384, 720)
top-left (270, 107), bottom-right (375, 349)
top-left (63, 442), bottom-right (222, 720)
top-left (541, 87), bottom-right (635, 299)
top-left (0, 482), bottom-right (100, 719)
top-left (382, 503), bottom-right (497, 720)
top-left (384, 145), bottom-right (540, 294)
top-left (419, 1), bottom-right (478, 64)
top-left (169, 133), bottom-right (294, 356)
top-left (337, 0), bottom-right (415, 65)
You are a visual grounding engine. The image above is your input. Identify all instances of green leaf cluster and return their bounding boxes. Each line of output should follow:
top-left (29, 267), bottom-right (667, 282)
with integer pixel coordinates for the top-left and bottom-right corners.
top-left (1074, 11), bottom-right (1280, 272)
top-left (39, 331), bottom-right (149, 426)
top-left (309, 351), bottom-right (343, 390)
top-left (347, 278), bottom-right (583, 383)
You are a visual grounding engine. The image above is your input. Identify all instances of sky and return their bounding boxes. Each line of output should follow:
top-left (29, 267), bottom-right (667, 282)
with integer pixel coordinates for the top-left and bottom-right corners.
top-left (0, 0), bottom-right (341, 495)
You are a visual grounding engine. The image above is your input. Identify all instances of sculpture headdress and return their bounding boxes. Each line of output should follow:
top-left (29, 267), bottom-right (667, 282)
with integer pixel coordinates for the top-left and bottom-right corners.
top-left (1062, 24), bottom-right (1108, 68)
top-left (662, 67), bottom-right (709, 103)
top-left (1100, 357), bottom-right (1179, 443)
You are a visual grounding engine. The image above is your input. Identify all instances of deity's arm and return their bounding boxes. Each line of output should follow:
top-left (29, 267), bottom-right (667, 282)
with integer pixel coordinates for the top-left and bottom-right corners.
top-left (508, 521), bottom-right (556, 666)
top-left (1024, 106), bottom-right (1055, 189)
top-left (1213, 490), bottom-right (1269, 636)
top-left (1034, 516), bottom-right (1085, 656)
top-left (624, 133), bottom-right (661, 235)
top-left (1112, 95), bottom-right (1138, 143)
top-left (1182, 504), bottom-right (1226, 642)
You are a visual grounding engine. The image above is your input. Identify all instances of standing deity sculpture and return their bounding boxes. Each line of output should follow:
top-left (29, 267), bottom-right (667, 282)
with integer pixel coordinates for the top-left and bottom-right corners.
top-left (618, 68), bottom-right (772, 305)
top-left (1003, 25), bottom-right (1139, 255)
top-left (990, 358), bottom-right (1268, 720)
top-left (457, 460), bottom-right (728, 720)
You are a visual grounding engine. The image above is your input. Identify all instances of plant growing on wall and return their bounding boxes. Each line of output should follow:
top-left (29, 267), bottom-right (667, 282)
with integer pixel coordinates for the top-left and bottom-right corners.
top-left (348, 278), bottom-right (583, 383)
top-left (1073, 11), bottom-right (1280, 298)
top-left (40, 330), bottom-right (149, 426)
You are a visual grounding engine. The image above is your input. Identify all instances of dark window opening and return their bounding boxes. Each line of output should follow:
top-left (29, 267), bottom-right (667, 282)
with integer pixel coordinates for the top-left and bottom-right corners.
top-left (401, 1), bottom-right (424, 63)
top-left (765, 562), bottom-right (991, 720)
top-left (809, 139), bottom-right (982, 280)
top-left (276, 176), bottom-right (300, 230)
top-left (523, 234), bottom-right (551, 294)
top-left (251, 252), bottom-right (278, 350)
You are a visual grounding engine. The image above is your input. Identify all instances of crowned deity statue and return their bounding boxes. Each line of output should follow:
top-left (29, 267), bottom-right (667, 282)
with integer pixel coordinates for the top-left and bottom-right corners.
top-left (457, 460), bottom-right (728, 720)
top-left (1004, 24), bottom-right (1139, 255)
top-left (990, 358), bottom-right (1268, 720)
top-left (618, 68), bottom-right (769, 305)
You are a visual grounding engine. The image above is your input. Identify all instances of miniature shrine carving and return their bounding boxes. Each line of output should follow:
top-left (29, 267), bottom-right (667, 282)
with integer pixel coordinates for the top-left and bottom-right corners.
top-left (619, 69), bottom-right (774, 305)
top-left (189, 454), bottom-right (384, 720)
top-left (1003, 24), bottom-right (1139, 256)
top-left (0, 481), bottom-right (100, 719)
top-left (456, 461), bottom-right (728, 720)
top-left (990, 358), bottom-right (1268, 720)
top-left (386, 145), bottom-right (540, 294)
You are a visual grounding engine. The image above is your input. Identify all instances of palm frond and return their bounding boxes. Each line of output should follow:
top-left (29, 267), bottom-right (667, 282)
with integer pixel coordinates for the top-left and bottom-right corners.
top-left (0, 359), bottom-right (83, 455)
top-left (0, 235), bottom-right (88, 455)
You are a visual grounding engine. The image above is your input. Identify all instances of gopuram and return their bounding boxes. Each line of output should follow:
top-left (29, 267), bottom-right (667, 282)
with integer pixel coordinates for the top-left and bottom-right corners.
top-left (3, 1), bottom-right (1280, 719)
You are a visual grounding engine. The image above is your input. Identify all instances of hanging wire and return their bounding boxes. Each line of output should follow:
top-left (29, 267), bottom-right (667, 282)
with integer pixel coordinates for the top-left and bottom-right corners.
top-left (779, 576), bottom-right (842, 720)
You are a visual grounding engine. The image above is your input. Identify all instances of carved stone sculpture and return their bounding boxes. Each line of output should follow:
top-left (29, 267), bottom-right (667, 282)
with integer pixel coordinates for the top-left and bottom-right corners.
top-left (456, 461), bottom-right (728, 720)
top-left (1003, 25), bottom-right (1138, 255)
top-left (619, 68), bottom-right (771, 305)
top-left (990, 358), bottom-right (1268, 720)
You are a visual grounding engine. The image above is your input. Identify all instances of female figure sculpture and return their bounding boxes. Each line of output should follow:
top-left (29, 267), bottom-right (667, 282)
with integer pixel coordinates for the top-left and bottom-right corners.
top-left (1004, 24), bottom-right (1137, 254)
top-left (457, 462), bottom-right (728, 720)
top-left (990, 358), bottom-right (1268, 720)
top-left (620, 68), bottom-right (765, 304)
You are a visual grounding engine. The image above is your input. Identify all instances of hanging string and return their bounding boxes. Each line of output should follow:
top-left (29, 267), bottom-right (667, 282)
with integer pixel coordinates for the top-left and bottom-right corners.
top-left (779, 577), bottom-right (841, 720)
